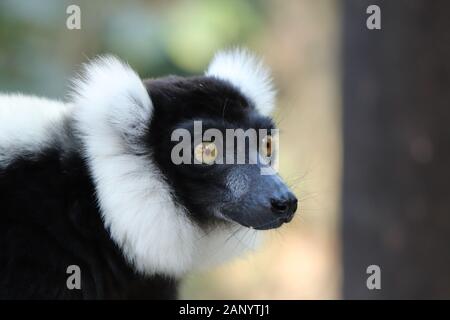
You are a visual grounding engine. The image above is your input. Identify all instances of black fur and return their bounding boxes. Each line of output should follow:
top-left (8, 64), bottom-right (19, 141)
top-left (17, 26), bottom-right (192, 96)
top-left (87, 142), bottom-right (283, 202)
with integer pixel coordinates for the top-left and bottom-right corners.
top-left (0, 146), bottom-right (178, 299)
top-left (144, 76), bottom-right (276, 226)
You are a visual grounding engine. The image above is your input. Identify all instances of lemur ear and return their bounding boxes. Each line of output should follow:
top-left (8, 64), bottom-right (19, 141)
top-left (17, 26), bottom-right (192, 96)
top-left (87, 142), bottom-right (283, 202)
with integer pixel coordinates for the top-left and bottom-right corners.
top-left (71, 56), bottom-right (152, 154)
top-left (206, 48), bottom-right (276, 116)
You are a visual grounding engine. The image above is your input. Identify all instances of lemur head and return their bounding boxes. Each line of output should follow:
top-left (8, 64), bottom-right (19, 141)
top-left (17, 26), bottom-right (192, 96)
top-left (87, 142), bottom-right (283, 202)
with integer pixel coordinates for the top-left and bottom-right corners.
top-left (72, 49), bottom-right (297, 276)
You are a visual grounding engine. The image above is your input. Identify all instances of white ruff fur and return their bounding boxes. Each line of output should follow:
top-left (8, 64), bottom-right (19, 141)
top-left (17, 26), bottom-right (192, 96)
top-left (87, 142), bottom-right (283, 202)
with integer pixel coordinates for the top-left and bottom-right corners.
top-left (71, 55), bottom-right (262, 276)
top-left (0, 94), bottom-right (72, 167)
top-left (206, 48), bottom-right (276, 116)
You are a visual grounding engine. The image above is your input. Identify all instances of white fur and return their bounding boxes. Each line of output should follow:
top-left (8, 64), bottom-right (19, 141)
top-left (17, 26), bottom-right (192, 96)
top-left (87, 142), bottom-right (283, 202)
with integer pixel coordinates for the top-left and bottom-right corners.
top-left (0, 94), bottom-right (72, 167)
top-left (206, 48), bottom-right (276, 116)
top-left (71, 56), bottom-right (261, 277)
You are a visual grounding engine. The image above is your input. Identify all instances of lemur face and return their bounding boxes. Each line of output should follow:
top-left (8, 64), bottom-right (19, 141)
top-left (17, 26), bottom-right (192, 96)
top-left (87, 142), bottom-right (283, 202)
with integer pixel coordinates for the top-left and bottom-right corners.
top-left (144, 76), bottom-right (297, 230)
top-left (72, 49), bottom-right (298, 274)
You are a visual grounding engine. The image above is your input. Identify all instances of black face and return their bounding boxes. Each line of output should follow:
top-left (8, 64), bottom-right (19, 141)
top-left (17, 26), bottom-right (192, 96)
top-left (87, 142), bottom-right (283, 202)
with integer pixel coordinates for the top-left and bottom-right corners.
top-left (144, 76), bottom-right (297, 230)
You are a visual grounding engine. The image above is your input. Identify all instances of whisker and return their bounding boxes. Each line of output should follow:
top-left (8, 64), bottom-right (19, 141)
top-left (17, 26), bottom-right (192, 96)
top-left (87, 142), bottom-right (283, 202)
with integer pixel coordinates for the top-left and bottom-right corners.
top-left (221, 98), bottom-right (229, 125)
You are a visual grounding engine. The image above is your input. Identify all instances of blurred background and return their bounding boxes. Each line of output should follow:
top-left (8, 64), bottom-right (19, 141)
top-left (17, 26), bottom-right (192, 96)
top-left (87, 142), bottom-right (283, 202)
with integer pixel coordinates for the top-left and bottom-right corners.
top-left (1, 0), bottom-right (449, 299)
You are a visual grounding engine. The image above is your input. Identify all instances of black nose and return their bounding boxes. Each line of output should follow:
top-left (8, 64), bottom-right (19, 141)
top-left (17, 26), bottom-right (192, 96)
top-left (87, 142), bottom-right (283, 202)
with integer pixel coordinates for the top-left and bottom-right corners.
top-left (270, 194), bottom-right (298, 223)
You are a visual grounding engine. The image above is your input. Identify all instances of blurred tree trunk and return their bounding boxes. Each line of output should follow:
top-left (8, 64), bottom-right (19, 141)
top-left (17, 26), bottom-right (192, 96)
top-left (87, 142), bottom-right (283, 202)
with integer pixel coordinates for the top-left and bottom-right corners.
top-left (342, 0), bottom-right (450, 299)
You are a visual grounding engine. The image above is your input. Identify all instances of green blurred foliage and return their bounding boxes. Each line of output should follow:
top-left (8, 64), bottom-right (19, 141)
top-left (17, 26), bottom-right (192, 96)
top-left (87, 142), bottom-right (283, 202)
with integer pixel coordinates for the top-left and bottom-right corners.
top-left (0, 0), bottom-right (266, 98)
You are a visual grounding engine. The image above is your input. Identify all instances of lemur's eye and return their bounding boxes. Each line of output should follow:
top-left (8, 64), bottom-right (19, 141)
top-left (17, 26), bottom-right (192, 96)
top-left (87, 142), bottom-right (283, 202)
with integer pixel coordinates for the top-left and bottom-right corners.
top-left (261, 135), bottom-right (273, 158)
top-left (194, 142), bottom-right (218, 165)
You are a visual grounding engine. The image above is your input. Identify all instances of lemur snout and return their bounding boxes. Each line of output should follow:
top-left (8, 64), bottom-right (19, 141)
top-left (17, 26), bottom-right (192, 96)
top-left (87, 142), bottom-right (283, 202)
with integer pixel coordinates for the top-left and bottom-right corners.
top-left (270, 194), bottom-right (297, 223)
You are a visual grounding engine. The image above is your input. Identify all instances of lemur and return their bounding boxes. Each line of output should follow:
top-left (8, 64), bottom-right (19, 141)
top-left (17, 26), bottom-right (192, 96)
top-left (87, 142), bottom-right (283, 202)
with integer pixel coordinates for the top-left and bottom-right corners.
top-left (0, 49), bottom-right (297, 299)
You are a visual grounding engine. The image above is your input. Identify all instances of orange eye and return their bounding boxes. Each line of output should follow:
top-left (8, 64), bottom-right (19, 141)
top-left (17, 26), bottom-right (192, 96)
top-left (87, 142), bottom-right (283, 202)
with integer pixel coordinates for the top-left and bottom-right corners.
top-left (194, 142), bottom-right (218, 164)
top-left (261, 135), bottom-right (273, 158)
